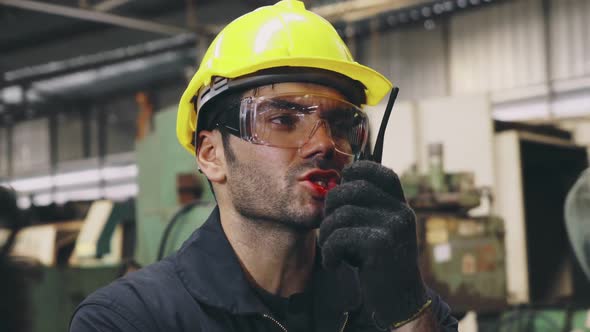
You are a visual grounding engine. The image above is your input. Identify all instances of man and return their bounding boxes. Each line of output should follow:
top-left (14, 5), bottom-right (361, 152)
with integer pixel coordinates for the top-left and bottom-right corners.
top-left (71, 0), bottom-right (458, 331)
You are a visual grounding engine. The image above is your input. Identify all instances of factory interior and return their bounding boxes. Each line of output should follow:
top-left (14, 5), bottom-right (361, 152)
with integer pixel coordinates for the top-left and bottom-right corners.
top-left (1, 0), bottom-right (590, 331)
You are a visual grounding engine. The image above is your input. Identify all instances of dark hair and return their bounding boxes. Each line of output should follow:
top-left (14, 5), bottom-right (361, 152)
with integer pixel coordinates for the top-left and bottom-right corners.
top-left (194, 90), bottom-right (242, 163)
top-left (196, 89), bottom-right (242, 134)
top-left (193, 93), bottom-right (239, 201)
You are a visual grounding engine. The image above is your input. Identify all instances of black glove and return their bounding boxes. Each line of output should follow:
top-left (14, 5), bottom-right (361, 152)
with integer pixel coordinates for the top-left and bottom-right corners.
top-left (319, 161), bottom-right (430, 330)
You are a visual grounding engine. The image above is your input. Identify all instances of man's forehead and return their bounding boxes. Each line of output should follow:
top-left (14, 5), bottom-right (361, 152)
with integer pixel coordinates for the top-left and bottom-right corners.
top-left (243, 82), bottom-right (347, 101)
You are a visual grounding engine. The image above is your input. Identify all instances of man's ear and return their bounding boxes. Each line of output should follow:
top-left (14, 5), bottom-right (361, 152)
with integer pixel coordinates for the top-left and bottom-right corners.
top-left (196, 130), bottom-right (226, 183)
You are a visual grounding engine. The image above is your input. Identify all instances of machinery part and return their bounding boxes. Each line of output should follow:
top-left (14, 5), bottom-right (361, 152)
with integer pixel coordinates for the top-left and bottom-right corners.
top-left (418, 215), bottom-right (507, 313)
top-left (0, 186), bottom-right (23, 258)
top-left (428, 143), bottom-right (446, 193)
top-left (564, 167), bottom-right (590, 281)
top-left (157, 202), bottom-right (200, 261)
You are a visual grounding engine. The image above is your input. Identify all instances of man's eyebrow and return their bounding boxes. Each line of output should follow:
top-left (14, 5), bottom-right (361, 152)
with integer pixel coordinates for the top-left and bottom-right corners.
top-left (268, 99), bottom-right (312, 113)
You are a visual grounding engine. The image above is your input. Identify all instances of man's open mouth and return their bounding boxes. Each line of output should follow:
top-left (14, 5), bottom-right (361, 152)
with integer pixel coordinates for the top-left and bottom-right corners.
top-left (300, 169), bottom-right (341, 196)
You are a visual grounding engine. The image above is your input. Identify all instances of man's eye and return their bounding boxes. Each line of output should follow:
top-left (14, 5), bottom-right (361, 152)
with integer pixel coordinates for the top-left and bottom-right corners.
top-left (329, 114), bottom-right (355, 128)
top-left (332, 116), bottom-right (351, 126)
top-left (269, 114), bottom-right (299, 127)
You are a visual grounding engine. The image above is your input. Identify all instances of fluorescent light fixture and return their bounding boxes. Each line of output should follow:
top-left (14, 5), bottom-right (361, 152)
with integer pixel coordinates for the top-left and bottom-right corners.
top-left (17, 196), bottom-right (31, 209)
top-left (10, 175), bottom-right (53, 192)
top-left (552, 93), bottom-right (590, 118)
top-left (53, 169), bottom-right (101, 187)
top-left (54, 188), bottom-right (102, 204)
top-left (493, 87), bottom-right (590, 121)
top-left (101, 164), bottom-right (138, 181)
top-left (33, 71), bottom-right (97, 92)
top-left (7, 163), bottom-right (139, 204)
top-left (104, 183), bottom-right (137, 200)
top-left (1, 86), bottom-right (23, 104)
top-left (493, 99), bottom-right (550, 121)
top-left (33, 52), bottom-right (182, 95)
top-left (33, 193), bottom-right (53, 206)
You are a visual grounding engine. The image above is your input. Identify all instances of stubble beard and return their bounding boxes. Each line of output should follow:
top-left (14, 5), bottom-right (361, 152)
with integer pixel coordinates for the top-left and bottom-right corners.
top-left (227, 157), bottom-right (325, 232)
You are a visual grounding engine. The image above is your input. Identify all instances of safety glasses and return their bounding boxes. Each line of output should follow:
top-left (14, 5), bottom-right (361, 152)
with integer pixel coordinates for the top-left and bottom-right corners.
top-left (216, 93), bottom-right (369, 158)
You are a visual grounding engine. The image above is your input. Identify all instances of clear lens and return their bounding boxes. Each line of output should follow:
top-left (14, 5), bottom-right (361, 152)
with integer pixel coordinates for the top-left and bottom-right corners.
top-left (239, 94), bottom-right (368, 157)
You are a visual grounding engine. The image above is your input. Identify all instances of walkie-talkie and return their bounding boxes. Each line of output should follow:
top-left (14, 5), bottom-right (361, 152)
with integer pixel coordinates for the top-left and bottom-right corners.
top-left (362, 87), bottom-right (399, 164)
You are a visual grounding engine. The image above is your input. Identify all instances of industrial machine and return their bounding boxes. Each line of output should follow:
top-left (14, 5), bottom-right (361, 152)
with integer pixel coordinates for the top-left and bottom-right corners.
top-left (0, 191), bottom-right (124, 332)
top-left (565, 167), bottom-right (590, 282)
top-left (401, 143), bottom-right (507, 314)
top-left (134, 106), bottom-right (215, 266)
top-left (0, 106), bottom-right (216, 332)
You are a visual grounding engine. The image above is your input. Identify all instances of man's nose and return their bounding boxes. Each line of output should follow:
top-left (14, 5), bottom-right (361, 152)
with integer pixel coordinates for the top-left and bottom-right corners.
top-left (298, 120), bottom-right (336, 159)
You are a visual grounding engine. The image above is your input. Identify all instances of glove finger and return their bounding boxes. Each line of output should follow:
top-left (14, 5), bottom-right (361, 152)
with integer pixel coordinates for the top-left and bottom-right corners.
top-left (325, 180), bottom-right (405, 216)
top-left (341, 160), bottom-right (406, 203)
top-left (319, 205), bottom-right (386, 247)
top-left (321, 227), bottom-right (389, 270)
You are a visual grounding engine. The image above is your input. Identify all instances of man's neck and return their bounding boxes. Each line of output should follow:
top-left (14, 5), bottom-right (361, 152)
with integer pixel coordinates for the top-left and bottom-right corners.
top-left (219, 207), bottom-right (317, 298)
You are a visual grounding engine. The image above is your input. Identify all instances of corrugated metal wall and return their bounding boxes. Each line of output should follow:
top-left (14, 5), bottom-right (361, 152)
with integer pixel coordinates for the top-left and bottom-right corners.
top-left (359, 24), bottom-right (448, 100)
top-left (550, 0), bottom-right (590, 81)
top-left (359, 0), bottom-right (590, 99)
top-left (0, 127), bottom-right (8, 177)
top-left (450, 0), bottom-right (547, 93)
top-left (12, 118), bottom-right (50, 176)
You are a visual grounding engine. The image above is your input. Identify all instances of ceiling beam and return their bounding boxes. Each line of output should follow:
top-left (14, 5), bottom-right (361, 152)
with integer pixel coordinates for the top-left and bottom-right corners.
top-left (0, 0), bottom-right (216, 36)
top-left (312, 0), bottom-right (432, 22)
top-left (2, 34), bottom-right (197, 87)
top-left (93, 0), bottom-right (132, 12)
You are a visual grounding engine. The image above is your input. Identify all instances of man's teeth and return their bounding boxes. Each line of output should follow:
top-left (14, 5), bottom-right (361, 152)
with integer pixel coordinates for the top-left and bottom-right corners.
top-left (314, 180), bottom-right (326, 188)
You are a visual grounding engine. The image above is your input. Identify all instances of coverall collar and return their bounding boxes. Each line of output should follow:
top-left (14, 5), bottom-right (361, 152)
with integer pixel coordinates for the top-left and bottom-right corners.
top-left (174, 206), bottom-right (361, 318)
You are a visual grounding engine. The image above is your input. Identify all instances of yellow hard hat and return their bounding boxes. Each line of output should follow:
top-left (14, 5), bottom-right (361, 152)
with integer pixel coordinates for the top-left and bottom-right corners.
top-left (177, 0), bottom-right (393, 154)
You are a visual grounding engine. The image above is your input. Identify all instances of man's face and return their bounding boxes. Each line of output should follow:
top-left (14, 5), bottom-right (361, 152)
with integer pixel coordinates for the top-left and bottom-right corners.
top-left (223, 82), bottom-right (356, 230)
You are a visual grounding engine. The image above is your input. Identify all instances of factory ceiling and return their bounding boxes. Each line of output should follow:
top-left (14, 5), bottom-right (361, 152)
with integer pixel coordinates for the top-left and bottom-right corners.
top-left (0, 0), bottom-right (451, 74)
top-left (0, 0), bottom-right (499, 121)
top-left (0, 0), bottom-right (264, 73)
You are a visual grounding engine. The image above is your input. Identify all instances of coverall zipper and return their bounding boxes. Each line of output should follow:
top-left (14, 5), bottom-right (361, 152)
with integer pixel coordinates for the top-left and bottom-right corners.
top-left (339, 312), bottom-right (349, 332)
top-left (262, 311), bottom-right (349, 332)
top-left (262, 314), bottom-right (288, 332)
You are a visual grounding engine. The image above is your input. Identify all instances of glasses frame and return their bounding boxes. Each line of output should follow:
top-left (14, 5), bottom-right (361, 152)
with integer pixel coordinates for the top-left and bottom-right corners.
top-left (215, 93), bottom-right (369, 158)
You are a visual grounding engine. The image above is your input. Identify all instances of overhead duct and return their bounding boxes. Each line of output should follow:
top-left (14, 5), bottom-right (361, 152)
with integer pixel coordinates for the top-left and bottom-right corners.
top-left (0, 0), bottom-right (195, 35)
top-left (1, 34), bottom-right (198, 88)
top-left (316, 0), bottom-right (502, 37)
top-left (312, 0), bottom-right (433, 22)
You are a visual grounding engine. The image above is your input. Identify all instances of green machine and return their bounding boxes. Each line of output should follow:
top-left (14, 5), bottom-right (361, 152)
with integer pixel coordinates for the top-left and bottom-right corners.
top-left (478, 308), bottom-right (590, 332)
top-left (401, 143), bottom-right (507, 314)
top-left (26, 265), bottom-right (121, 332)
top-left (6, 107), bottom-right (213, 332)
top-left (135, 106), bottom-right (215, 266)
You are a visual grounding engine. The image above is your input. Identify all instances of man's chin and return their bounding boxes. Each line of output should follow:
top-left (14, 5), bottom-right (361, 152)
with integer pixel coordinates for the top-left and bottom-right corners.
top-left (286, 219), bottom-right (321, 231)
top-left (284, 208), bottom-right (323, 231)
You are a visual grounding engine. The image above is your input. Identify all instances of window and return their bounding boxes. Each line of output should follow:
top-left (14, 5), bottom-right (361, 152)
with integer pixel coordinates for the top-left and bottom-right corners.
top-left (57, 111), bottom-right (84, 163)
top-left (12, 118), bottom-right (50, 176)
top-left (0, 126), bottom-right (9, 177)
top-left (105, 97), bottom-right (137, 155)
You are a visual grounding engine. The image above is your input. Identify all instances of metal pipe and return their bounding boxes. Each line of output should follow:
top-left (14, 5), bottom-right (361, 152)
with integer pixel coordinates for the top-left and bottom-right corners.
top-left (93, 0), bottom-right (132, 12)
top-left (0, 0), bottom-right (196, 36)
top-left (2, 34), bottom-right (197, 86)
top-left (312, 0), bottom-right (431, 22)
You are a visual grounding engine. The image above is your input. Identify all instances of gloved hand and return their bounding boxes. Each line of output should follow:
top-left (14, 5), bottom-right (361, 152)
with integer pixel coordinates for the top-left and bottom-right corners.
top-left (319, 161), bottom-right (430, 330)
